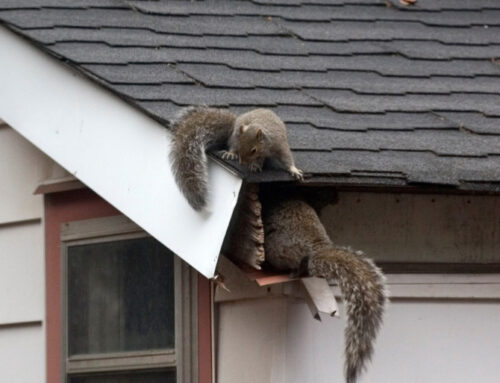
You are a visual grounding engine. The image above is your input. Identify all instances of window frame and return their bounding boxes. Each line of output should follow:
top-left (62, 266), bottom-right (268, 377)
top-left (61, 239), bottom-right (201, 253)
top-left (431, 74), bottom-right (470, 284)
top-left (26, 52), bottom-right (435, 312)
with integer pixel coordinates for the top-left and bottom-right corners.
top-left (60, 215), bottom-right (198, 383)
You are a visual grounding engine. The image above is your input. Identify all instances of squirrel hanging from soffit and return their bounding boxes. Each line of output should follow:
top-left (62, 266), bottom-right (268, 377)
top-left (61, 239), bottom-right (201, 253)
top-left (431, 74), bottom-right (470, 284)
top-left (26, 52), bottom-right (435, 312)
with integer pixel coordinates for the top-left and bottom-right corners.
top-left (169, 106), bottom-right (303, 211)
top-left (169, 106), bottom-right (387, 382)
top-left (262, 194), bottom-right (388, 383)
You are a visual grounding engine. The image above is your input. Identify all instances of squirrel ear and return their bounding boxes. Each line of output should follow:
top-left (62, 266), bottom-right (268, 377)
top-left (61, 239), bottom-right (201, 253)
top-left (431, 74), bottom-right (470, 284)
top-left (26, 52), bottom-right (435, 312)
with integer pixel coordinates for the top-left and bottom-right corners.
top-left (256, 128), bottom-right (263, 140)
top-left (240, 124), bottom-right (249, 134)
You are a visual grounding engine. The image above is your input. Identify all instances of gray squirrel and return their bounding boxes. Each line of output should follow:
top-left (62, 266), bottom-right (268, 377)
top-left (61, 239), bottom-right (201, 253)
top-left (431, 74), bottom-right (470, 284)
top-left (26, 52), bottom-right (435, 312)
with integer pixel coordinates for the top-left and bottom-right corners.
top-left (169, 106), bottom-right (302, 211)
top-left (170, 106), bottom-right (387, 383)
top-left (262, 196), bottom-right (388, 383)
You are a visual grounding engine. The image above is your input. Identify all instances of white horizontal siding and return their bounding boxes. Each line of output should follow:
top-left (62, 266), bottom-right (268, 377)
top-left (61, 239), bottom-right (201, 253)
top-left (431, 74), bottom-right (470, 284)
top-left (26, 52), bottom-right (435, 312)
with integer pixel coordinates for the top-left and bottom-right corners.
top-left (0, 324), bottom-right (45, 383)
top-left (0, 125), bottom-right (52, 225)
top-left (217, 295), bottom-right (500, 383)
top-left (285, 298), bottom-right (500, 383)
top-left (0, 125), bottom-right (48, 382)
top-left (0, 222), bottom-right (44, 324)
top-left (217, 298), bottom-right (287, 383)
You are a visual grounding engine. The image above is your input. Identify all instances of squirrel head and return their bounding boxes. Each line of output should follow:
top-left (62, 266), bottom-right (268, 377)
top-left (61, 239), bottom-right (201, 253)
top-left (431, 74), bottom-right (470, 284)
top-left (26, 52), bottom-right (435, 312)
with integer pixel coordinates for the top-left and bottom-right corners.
top-left (238, 123), bottom-right (265, 165)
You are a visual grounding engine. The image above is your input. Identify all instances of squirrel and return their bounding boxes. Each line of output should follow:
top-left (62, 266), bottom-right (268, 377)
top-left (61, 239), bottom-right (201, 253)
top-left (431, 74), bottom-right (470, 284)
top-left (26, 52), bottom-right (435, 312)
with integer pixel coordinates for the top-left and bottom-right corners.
top-left (225, 108), bottom-right (303, 179)
top-left (262, 196), bottom-right (387, 383)
top-left (169, 106), bottom-right (303, 211)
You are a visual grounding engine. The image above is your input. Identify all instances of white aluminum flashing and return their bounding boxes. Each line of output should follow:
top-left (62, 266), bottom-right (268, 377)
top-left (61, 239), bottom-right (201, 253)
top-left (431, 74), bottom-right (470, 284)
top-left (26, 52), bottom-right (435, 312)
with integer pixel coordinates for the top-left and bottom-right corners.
top-left (0, 27), bottom-right (242, 278)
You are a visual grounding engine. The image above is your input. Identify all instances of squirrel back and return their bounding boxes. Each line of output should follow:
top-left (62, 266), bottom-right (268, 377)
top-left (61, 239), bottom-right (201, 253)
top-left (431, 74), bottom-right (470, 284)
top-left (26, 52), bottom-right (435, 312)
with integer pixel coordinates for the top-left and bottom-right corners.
top-left (169, 106), bottom-right (236, 211)
top-left (263, 197), bottom-right (387, 383)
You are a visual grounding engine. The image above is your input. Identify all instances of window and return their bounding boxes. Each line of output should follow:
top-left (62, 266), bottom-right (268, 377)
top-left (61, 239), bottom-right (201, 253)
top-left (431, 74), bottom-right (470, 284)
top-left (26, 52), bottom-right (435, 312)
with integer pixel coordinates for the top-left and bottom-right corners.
top-left (61, 216), bottom-right (197, 383)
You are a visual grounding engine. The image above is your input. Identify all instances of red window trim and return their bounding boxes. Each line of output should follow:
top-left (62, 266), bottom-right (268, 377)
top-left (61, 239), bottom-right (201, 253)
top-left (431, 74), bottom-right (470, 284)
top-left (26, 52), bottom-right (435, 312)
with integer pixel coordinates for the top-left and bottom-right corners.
top-left (45, 188), bottom-right (212, 383)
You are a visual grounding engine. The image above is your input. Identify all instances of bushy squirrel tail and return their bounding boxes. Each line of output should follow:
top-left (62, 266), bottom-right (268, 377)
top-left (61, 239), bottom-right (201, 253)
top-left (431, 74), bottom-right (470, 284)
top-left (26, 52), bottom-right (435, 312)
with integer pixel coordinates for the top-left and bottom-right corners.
top-left (308, 248), bottom-right (388, 383)
top-left (169, 106), bottom-right (236, 211)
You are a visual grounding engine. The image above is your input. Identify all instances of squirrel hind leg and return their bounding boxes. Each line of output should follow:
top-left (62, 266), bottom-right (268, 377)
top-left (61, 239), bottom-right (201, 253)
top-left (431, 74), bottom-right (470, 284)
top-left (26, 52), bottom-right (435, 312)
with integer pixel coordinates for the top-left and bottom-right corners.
top-left (289, 256), bottom-right (310, 279)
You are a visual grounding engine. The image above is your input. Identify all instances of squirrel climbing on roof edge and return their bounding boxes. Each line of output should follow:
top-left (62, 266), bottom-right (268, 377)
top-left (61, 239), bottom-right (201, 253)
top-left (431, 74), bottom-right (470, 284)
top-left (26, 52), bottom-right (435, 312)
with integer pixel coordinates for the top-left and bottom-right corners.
top-left (169, 106), bottom-right (303, 211)
top-left (262, 196), bottom-right (388, 383)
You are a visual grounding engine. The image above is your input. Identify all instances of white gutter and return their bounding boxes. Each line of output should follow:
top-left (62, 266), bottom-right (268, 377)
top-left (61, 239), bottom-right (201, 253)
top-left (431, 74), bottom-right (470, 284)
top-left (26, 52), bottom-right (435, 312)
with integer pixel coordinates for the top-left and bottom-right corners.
top-left (0, 26), bottom-right (242, 278)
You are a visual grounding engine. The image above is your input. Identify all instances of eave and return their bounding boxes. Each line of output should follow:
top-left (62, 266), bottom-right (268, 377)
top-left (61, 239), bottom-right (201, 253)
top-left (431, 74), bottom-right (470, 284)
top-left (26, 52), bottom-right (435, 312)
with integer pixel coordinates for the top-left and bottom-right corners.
top-left (0, 26), bottom-right (242, 278)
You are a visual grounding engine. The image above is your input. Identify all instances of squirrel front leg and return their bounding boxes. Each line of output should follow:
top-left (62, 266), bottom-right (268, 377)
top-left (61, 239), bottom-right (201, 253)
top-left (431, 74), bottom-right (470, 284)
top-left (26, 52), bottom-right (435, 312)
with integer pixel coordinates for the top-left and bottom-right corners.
top-left (219, 150), bottom-right (239, 161)
top-left (277, 147), bottom-right (303, 180)
top-left (289, 165), bottom-right (304, 180)
top-left (249, 158), bottom-right (265, 172)
top-left (219, 129), bottom-right (240, 160)
top-left (219, 129), bottom-right (240, 161)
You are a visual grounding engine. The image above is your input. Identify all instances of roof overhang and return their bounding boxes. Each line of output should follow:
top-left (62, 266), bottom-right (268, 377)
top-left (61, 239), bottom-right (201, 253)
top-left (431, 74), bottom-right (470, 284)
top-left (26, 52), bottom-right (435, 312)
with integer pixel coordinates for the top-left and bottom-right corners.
top-left (0, 26), bottom-right (242, 278)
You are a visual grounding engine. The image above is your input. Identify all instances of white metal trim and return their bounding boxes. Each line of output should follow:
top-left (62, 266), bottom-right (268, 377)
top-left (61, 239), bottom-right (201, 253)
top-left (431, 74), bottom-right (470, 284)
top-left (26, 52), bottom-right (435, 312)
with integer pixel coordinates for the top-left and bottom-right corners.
top-left (331, 273), bottom-right (500, 300)
top-left (0, 26), bottom-right (242, 278)
top-left (34, 175), bottom-right (85, 195)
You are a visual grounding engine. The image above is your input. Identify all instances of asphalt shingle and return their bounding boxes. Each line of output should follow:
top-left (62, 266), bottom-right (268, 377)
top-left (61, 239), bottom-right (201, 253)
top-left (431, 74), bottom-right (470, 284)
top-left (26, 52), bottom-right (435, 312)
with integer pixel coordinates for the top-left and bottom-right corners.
top-left (177, 64), bottom-right (500, 94)
top-left (1, 0), bottom-right (499, 192)
top-left (47, 43), bottom-right (500, 77)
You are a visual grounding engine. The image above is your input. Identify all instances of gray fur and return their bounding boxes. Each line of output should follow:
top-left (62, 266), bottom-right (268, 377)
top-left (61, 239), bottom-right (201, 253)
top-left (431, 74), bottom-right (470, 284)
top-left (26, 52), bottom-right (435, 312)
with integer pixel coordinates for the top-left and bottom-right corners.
top-left (263, 198), bottom-right (388, 383)
top-left (235, 109), bottom-right (303, 179)
top-left (170, 107), bottom-right (303, 210)
top-left (169, 106), bottom-right (236, 211)
top-left (309, 250), bottom-right (387, 383)
top-left (170, 105), bottom-right (199, 132)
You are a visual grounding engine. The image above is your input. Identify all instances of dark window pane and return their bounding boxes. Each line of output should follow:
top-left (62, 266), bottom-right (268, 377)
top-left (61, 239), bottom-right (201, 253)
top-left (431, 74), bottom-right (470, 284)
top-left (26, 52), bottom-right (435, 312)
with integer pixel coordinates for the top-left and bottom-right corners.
top-left (68, 237), bottom-right (175, 355)
top-left (69, 370), bottom-right (176, 383)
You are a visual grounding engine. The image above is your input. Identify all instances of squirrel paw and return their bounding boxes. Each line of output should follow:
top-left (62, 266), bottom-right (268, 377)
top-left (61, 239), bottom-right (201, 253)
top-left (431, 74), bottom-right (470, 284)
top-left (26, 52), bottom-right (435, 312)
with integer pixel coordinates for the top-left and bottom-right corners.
top-left (249, 163), bottom-right (263, 172)
top-left (219, 150), bottom-right (239, 161)
top-left (289, 166), bottom-right (304, 181)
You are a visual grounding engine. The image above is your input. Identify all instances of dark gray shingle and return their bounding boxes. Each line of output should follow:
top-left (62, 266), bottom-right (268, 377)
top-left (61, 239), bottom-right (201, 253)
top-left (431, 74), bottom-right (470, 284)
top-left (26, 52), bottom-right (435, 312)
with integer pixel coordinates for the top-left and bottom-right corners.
top-left (1, 0), bottom-right (499, 192)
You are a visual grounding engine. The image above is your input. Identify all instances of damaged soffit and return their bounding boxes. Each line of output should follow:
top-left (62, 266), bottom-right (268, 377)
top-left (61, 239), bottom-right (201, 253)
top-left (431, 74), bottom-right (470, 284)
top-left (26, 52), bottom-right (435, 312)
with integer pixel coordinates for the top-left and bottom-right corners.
top-left (1, 0), bottom-right (500, 192)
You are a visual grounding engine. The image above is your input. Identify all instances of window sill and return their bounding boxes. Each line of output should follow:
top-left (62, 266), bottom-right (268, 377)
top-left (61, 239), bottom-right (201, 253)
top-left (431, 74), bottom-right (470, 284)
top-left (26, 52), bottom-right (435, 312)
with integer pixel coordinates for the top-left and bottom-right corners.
top-left (67, 349), bottom-right (176, 374)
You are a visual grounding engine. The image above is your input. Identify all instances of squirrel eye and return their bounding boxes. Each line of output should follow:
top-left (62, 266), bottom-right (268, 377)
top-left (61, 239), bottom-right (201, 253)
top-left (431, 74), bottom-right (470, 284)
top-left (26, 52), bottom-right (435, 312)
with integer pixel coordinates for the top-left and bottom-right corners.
top-left (251, 147), bottom-right (257, 154)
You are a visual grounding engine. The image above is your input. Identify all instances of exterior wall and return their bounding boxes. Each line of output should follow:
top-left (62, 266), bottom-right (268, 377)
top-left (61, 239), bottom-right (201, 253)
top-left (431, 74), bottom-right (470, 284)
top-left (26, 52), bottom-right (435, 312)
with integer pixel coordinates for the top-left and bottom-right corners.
top-left (0, 324), bottom-right (45, 383)
top-left (217, 298), bottom-right (288, 383)
top-left (217, 191), bottom-right (500, 383)
top-left (284, 297), bottom-right (500, 383)
top-left (218, 287), bottom-right (500, 383)
top-left (0, 123), bottom-right (55, 383)
top-left (321, 191), bottom-right (500, 264)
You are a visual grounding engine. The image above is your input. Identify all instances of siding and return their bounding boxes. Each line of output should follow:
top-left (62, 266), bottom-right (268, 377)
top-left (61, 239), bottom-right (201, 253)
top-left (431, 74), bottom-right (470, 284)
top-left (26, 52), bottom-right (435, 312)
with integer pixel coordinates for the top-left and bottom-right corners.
top-left (217, 191), bottom-right (500, 383)
top-left (285, 298), bottom-right (500, 383)
top-left (322, 191), bottom-right (500, 264)
top-left (0, 325), bottom-right (45, 383)
top-left (217, 298), bottom-right (287, 383)
top-left (218, 295), bottom-right (500, 383)
top-left (0, 122), bottom-right (54, 383)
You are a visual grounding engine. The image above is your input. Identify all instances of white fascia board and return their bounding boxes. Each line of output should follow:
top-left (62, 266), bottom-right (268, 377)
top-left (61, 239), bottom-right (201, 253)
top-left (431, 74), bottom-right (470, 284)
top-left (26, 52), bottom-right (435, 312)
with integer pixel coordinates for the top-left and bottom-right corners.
top-left (0, 27), bottom-right (242, 278)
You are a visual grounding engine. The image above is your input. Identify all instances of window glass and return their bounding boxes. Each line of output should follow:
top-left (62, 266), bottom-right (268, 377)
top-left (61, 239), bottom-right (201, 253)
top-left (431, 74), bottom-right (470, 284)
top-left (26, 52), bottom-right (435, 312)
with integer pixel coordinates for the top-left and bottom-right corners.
top-left (67, 237), bottom-right (175, 355)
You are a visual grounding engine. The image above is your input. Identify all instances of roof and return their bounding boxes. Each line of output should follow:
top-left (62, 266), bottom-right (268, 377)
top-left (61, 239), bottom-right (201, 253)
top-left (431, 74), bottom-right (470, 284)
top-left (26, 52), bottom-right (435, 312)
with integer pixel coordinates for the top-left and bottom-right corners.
top-left (1, 0), bottom-right (500, 192)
